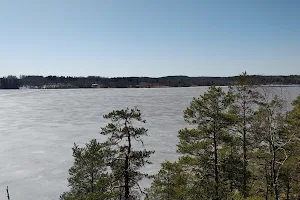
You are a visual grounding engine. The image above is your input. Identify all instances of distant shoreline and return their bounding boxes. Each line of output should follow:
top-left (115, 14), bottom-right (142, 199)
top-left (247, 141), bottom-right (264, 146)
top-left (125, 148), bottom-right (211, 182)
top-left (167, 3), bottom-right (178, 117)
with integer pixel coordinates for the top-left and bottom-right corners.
top-left (14, 84), bottom-right (300, 90)
top-left (1, 75), bottom-right (300, 89)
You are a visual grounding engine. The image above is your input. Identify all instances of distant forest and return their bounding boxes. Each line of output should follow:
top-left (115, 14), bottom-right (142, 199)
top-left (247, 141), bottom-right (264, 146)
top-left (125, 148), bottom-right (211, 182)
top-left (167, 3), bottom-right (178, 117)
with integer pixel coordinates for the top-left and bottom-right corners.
top-left (0, 75), bottom-right (300, 89)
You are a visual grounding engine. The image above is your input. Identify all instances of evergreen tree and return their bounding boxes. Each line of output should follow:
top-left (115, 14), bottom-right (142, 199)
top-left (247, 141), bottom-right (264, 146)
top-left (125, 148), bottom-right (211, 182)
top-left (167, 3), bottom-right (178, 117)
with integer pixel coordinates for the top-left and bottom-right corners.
top-left (177, 86), bottom-right (236, 200)
top-left (145, 161), bottom-right (190, 200)
top-left (219, 134), bottom-right (244, 197)
top-left (61, 139), bottom-right (115, 200)
top-left (232, 72), bottom-right (262, 197)
top-left (101, 108), bottom-right (154, 200)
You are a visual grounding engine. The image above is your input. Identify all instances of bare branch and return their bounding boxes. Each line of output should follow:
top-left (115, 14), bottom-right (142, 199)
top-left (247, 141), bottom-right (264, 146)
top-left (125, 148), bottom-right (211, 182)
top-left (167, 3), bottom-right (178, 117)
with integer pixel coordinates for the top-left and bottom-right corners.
top-left (6, 186), bottom-right (10, 200)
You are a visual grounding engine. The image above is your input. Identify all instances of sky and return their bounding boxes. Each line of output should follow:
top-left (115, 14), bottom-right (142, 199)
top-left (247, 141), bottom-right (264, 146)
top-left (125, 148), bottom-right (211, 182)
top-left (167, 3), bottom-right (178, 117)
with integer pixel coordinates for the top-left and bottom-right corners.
top-left (0, 0), bottom-right (299, 77)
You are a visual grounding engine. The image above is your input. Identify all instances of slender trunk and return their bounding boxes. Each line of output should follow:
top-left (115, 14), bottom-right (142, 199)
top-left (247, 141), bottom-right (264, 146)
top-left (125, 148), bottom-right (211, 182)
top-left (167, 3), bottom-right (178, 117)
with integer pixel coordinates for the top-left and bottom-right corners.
top-left (268, 115), bottom-right (274, 199)
top-left (266, 185), bottom-right (269, 200)
top-left (270, 160), bottom-right (274, 198)
top-left (125, 122), bottom-right (131, 200)
top-left (265, 164), bottom-right (269, 200)
top-left (274, 181), bottom-right (279, 200)
top-left (287, 179), bottom-right (290, 200)
top-left (213, 97), bottom-right (220, 200)
top-left (272, 149), bottom-right (279, 200)
top-left (91, 160), bottom-right (94, 193)
top-left (167, 176), bottom-right (171, 200)
top-left (230, 178), bottom-right (233, 200)
top-left (91, 171), bottom-right (94, 193)
top-left (230, 142), bottom-right (234, 199)
top-left (125, 154), bottom-right (130, 199)
top-left (243, 101), bottom-right (248, 198)
top-left (213, 123), bottom-right (219, 200)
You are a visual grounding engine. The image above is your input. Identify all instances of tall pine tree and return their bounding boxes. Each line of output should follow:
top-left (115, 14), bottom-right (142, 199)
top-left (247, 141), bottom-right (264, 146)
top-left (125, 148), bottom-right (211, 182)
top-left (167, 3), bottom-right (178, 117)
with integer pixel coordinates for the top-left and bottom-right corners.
top-left (101, 108), bottom-right (154, 200)
top-left (232, 72), bottom-right (262, 197)
top-left (177, 86), bottom-right (236, 200)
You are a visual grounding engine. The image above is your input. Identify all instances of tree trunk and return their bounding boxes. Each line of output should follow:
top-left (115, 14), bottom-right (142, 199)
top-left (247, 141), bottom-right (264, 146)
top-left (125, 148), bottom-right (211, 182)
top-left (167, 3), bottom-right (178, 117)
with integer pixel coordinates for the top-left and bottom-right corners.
top-left (265, 164), bottom-right (269, 200)
top-left (213, 126), bottom-right (219, 200)
top-left (125, 154), bottom-right (130, 199)
top-left (91, 171), bottom-right (94, 193)
top-left (230, 142), bottom-right (234, 200)
top-left (167, 176), bottom-right (171, 200)
top-left (91, 160), bottom-right (94, 193)
top-left (272, 149), bottom-right (279, 200)
top-left (125, 122), bottom-right (131, 200)
top-left (243, 102), bottom-right (248, 198)
top-left (286, 179), bottom-right (290, 200)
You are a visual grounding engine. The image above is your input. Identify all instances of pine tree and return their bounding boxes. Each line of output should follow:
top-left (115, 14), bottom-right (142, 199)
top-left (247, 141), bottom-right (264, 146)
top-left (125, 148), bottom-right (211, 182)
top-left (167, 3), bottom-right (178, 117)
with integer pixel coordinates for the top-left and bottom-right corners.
top-left (219, 134), bottom-right (244, 197)
top-left (101, 107), bottom-right (154, 200)
top-left (61, 139), bottom-right (115, 200)
top-left (145, 161), bottom-right (190, 200)
top-left (177, 86), bottom-right (236, 200)
top-left (232, 72), bottom-right (262, 197)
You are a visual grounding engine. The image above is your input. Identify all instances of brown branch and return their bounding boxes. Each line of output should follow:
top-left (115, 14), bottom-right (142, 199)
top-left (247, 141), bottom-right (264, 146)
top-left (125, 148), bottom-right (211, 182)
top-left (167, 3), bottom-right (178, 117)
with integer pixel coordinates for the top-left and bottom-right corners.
top-left (6, 186), bottom-right (10, 200)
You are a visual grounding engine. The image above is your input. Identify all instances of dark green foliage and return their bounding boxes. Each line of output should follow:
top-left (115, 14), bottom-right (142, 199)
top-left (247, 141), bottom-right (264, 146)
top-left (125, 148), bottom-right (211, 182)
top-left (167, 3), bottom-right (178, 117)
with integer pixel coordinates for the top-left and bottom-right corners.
top-left (231, 72), bottom-right (263, 198)
top-left (62, 108), bottom-right (153, 200)
top-left (101, 108), bottom-right (154, 200)
top-left (287, 95), bottom-right (300, 130)
top-left (61, 139), bottom-right (116, 200)
top-left (219, 135), bottom-right (244, 197)
top-left (177, 86), bottom-right (236, 199)
top-left (145, 161), bottom-right (190, 200)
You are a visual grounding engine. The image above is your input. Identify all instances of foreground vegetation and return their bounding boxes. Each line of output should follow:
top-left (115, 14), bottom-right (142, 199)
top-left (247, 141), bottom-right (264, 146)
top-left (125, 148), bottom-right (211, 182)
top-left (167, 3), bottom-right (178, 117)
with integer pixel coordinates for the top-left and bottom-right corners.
top-left (1, 74), bottom-right (300, 89)
top-left (61, 73), bottom-right (300, 200)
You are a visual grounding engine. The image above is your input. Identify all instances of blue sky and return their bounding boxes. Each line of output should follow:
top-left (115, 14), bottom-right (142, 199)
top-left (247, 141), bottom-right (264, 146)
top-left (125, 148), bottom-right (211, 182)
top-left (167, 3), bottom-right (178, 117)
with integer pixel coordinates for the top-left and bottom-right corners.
top-left (0, 0), bottom-right (299, 77)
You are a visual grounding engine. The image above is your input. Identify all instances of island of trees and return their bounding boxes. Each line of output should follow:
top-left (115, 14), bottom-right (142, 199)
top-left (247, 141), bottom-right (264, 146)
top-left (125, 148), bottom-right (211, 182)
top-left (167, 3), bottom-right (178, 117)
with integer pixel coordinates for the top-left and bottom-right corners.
top-left (58, 73), bottom-right (300, 200)
top-left (1, 74), bottom-right (300, 89)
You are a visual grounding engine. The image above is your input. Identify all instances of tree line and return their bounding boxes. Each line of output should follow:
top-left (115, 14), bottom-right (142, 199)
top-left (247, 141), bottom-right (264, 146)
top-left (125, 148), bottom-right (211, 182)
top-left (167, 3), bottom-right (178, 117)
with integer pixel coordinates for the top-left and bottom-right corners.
top-left (60, 73), bottom-right (300, 200)
top-left (0, 76), bottom-right (20, 89)
top-left (1, 74), bottom-right (300, 89)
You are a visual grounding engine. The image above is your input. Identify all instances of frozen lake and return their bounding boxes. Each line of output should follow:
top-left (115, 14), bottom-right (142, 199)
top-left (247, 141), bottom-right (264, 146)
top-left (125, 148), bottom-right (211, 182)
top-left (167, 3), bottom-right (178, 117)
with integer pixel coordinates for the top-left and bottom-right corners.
top-left (0, 87), bottom-right (299, 199)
